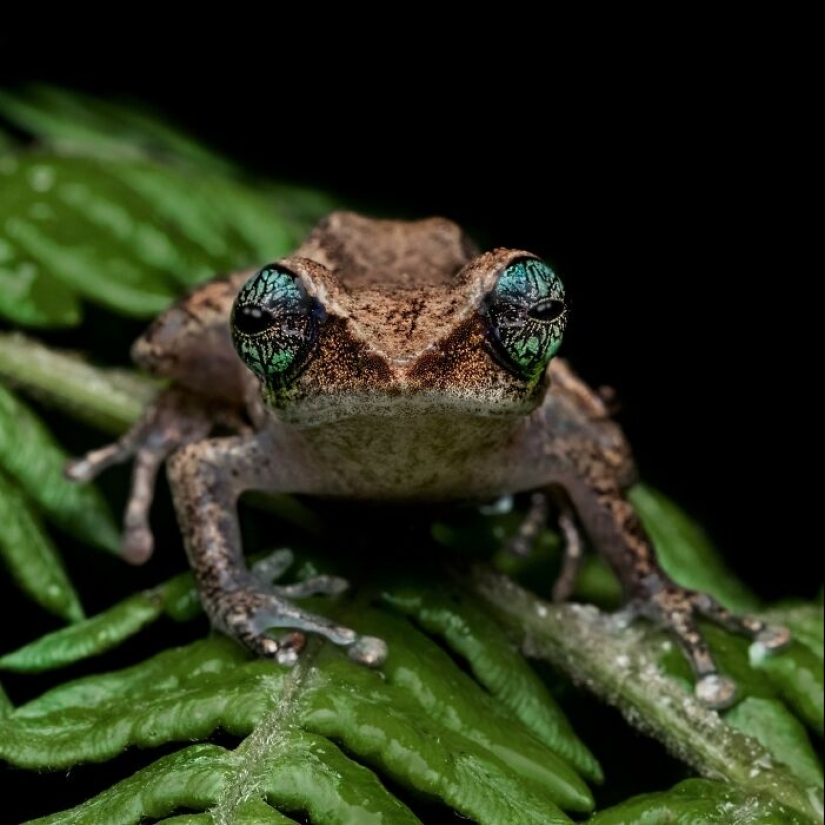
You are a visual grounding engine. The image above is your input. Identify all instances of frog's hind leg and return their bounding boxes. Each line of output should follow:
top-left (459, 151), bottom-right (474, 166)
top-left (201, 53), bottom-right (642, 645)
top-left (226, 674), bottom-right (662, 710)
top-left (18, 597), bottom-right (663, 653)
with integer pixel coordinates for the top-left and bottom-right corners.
top-left (555, 450), bottom-right (791, 709)
top-left (168, 433), bottom-right (387, 668)
top-left (66, 388), bottom-right (233, 564)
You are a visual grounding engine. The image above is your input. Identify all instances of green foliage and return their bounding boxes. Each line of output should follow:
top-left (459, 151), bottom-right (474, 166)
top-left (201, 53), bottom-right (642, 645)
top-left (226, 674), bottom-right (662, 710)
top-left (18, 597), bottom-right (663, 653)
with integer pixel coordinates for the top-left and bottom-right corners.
top-left (0, 85), bottom-right (337, 328)
top-left (587, 778), bottom-right (812, 824)
top-left (0, 468), bottom-right (83, 622)
top-left (0, 381), bottom-right (119, 551)
top-left (0, 86), bottom-right (822, 823)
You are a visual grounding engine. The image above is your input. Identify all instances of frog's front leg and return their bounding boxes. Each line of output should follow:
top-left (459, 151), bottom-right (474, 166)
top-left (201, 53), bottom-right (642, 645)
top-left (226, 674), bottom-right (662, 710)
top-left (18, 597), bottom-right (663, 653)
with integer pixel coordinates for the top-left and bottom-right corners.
top-left (548, 443), bottom-right (790, 709)
top-left (167, 433), bottom-right (387, 667)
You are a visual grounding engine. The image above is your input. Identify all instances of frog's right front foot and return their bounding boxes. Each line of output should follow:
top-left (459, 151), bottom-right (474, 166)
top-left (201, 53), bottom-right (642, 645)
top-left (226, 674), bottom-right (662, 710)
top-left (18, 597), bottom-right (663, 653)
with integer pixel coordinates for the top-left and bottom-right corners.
top-left (66, 388), bottom-right (240, 564)
top-left (210, 550), bottom-right (387, 667)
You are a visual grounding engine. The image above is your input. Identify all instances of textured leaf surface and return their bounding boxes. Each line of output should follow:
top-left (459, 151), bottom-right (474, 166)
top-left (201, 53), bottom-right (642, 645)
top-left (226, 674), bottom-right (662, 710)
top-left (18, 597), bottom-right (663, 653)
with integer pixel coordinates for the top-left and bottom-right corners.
top-left (0, 154), bottom-right (276, 322)
top-left (0, 381), bottom-right (119, 551)
top-left (2, 619), bottom-right (584, 823)
top-left (0, 469), bottom-right (83, 622)
top-left (384, 578), bottom-right (602, 783)
top-left (0, 85), bottom-right (337, 330)
top-left (752, 637), bottom-right (824, 736)
top-left (588, 778), bottom-right (815, 824)
top-left (726, 697), bottom-right (823, 788)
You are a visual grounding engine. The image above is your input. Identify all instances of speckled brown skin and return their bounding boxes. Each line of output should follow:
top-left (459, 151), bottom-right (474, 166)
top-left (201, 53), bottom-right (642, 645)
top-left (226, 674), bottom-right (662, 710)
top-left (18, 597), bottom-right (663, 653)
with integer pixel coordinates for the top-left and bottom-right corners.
top-left (71, 212), bottom-right (789, 703)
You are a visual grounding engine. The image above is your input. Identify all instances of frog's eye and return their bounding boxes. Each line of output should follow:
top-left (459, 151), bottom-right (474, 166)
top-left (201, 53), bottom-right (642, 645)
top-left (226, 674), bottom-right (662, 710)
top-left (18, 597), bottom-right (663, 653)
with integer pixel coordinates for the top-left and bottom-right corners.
top-left (231, 264), bottom-right (324, 384)
top-left (482, 257), bottom-right (567, 381)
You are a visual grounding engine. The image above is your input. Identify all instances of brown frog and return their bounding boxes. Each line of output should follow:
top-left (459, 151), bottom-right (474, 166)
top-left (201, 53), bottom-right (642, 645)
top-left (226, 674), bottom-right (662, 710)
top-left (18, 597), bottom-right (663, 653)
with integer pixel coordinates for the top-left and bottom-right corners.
top-left (68, 212), bottom-right (788, 708)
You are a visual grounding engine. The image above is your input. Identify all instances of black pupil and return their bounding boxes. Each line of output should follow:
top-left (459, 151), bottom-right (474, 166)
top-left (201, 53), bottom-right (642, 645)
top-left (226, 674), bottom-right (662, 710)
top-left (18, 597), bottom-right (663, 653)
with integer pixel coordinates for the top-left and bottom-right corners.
top-left (235, 305), bottom-right (274, 335)
top-left (528, 299), bottom-right (566, 323)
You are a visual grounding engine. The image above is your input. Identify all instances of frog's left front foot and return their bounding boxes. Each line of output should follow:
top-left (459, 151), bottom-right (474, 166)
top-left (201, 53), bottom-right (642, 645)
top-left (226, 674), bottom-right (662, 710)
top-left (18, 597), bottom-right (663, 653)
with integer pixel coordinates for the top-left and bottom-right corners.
top-left (628, 577), bottom-right (791, 709)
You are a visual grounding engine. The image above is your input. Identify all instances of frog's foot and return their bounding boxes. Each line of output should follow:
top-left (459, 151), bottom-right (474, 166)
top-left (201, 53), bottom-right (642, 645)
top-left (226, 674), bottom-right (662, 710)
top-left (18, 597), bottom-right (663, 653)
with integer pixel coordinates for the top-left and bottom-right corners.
top-left (212, 572), bottom-right (388, 667)
top-left (66, 388), bottom-right (233, 565)
top-left (628, 579), bottom-right (791, 709)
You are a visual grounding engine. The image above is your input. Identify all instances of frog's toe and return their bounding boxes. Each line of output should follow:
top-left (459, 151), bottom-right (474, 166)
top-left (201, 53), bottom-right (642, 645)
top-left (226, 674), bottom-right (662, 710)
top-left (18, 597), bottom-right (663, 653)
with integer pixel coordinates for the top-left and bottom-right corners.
top-left (121, 524), bottom-right (154, 565)
top-left (250, 550), bottom-right (350, 597)
top-left (695, 674), bottom-right (738, 710)
top-left (692, 592), bottom-right (793, 650)
top-left (348, 636), bottom-right (389, 667)
top-left (755, 625), bottom-right (793, 653)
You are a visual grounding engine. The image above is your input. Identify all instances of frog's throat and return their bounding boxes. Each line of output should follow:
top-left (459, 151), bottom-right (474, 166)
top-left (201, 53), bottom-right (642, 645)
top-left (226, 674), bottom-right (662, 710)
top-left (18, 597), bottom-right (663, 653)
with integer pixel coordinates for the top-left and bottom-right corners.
top-left (261, 385), bottom-right (545, 428)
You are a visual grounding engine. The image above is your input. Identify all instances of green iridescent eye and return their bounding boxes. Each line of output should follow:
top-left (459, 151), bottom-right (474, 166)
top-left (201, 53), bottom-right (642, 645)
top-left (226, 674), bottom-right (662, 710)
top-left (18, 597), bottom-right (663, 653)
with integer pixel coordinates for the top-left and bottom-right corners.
top-left (231, 264), bottom-right (324, 386)
top-left (483, 257), bottom-right (567, 381)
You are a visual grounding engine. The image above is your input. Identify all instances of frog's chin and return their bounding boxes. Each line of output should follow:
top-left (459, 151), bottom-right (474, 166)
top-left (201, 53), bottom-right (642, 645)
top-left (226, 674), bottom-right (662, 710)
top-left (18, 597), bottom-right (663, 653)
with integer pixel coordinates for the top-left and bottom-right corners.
top-left (264, 387), bottom-right (543, 429)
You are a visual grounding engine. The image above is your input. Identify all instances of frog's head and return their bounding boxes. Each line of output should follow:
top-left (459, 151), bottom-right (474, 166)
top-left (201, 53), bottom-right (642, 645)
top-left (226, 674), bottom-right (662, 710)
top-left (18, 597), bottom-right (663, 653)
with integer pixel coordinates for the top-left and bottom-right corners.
top-left (231, 213), bottom-right (567, 426)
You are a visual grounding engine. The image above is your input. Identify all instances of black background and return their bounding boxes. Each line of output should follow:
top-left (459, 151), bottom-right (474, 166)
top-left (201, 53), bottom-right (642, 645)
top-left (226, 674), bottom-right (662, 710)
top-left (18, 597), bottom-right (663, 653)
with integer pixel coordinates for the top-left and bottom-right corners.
top-left (3, 29), bottom-right (815, 598)
top-left (0, 22), bottom-right (819, 821)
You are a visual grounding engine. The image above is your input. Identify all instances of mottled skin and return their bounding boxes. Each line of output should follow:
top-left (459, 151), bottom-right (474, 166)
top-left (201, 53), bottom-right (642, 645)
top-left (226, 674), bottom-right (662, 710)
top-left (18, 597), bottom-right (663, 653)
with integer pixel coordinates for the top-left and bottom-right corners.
top-left (69, 212), bottom-right (788, 706)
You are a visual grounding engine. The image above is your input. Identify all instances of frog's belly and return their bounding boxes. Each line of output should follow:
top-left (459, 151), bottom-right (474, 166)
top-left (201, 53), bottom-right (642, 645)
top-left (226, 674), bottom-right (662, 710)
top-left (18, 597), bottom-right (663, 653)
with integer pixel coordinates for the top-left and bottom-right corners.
top-left (277, 413), bottom-right (544, 502)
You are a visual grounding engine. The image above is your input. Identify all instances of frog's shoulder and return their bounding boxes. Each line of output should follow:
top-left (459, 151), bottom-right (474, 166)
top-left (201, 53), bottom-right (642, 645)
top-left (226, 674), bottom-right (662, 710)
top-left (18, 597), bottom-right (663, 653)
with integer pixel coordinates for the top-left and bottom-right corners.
top-left (132, 269), bottom-right (255, 402)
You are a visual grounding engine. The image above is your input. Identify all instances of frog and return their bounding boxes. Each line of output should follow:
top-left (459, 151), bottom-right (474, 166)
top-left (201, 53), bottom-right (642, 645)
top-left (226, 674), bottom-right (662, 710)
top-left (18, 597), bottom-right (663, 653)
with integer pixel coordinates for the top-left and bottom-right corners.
top-left (67, 211), bottom-right (789, 709)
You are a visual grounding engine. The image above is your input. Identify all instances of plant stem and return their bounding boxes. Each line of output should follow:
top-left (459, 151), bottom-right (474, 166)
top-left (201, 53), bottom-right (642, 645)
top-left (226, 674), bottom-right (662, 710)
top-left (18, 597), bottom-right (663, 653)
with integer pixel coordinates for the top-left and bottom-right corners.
top-left (470, 567), bottom-right (824, 825)
top-left (0, 332), bottom-right (156, 433)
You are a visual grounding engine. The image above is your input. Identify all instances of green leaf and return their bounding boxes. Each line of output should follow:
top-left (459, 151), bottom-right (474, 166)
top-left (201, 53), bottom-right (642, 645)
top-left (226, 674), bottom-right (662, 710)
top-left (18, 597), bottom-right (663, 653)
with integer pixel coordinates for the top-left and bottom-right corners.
top-left (726, 697), bottom-right (823, 788)
top-left (0, 153), bottom-right (330, 328)
top-left (0, 572), bottom-right (195, 673)
top-left (0, 469), bottom-right (83, 622)
top-left (0, 250), bottom-right (82, 328)
top-left (0, 591), bottom-right (167, 673)
top-left (588, 778), bottom-right (815, 824)
top-left (1, 620), bottom-right (585, 823)
top-left (751, 638), bottom-right (824, 737)
top-left (0, 682), bottom-right (12, 719)
top-left (0, 381), bottom-right (120, 551)
top-left (383, 578), bottom-right (603, 783)
top-left (360, 606), bottom-right (593, 811)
